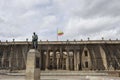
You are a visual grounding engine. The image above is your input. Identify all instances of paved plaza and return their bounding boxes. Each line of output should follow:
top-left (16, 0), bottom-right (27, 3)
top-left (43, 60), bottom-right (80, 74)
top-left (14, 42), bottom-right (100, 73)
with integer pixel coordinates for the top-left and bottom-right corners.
top-left (0, 70), bottom-right (120, 80)
top-left (0, 74), bottom-right (120, 80)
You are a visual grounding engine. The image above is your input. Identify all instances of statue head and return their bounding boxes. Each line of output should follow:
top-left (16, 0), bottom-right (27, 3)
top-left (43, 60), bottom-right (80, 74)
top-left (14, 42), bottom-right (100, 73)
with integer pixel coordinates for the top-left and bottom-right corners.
top-left (33, 32), bottom-right (35, 35)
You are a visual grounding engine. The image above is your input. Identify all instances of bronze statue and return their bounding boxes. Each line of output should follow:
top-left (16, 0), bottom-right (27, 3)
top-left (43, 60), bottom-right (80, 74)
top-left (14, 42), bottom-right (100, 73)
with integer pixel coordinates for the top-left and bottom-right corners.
top-left (32, 32), bottom-right (38, 49)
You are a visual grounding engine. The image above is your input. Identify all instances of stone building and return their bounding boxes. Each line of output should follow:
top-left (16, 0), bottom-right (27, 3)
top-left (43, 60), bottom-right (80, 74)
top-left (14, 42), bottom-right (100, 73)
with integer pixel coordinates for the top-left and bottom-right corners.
top-left (0, 40), bottom-right (120, 71)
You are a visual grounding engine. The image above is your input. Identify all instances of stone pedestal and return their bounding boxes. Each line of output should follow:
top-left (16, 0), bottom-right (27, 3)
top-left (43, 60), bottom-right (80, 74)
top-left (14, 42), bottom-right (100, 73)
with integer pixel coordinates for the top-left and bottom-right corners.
top-left (26, 49), bottom-right (40, 80)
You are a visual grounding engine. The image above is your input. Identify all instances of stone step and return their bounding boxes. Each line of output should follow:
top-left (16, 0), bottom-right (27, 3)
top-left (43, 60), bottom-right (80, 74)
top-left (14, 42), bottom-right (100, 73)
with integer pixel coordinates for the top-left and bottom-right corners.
top-left (5, 71), bottom-right (108, 76)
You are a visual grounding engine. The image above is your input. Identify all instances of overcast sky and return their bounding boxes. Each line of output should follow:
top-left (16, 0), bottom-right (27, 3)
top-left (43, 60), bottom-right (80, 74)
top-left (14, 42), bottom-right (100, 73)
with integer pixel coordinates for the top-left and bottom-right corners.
top-left (0, 0), bottom-right (120, 41)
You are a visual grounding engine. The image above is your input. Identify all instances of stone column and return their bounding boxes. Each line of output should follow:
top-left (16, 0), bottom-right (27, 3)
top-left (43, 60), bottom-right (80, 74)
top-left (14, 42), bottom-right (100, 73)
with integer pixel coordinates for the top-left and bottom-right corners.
top-left (76, 51), bottom-right (80, 71)
top-left (1, 49), bottom-right (7, 68)
top-left (45, 50), bottom-right (49, 70)
top-left (70, 57), bottom-right (73, 70)
top-left (66, 50), bottom-right (69, 70)
top-left (20, 47), bottom-right (25, 69)
top-left (22, 46), bottom-right (28, 69)
top-left (61, 51), bottom-right (64, 69)
top-left (57, 57), bottom-right (59, 69)
top-left (60, 48), bottom-right (62, 69)
top-left (16, 49), bottom-right (19, 69)
top-left (13, 47), bottom-right (17, 70)
top-left (74, 50), bottom-right (77, 71)
top-left (12, 44), bottom-right (16, 70)
top-left (1, 52), bottom-right (4, 68)
top-left (53, 50), bottom-right (56, 69)
top-left (9, 46), bottom-right (13, 71)
top-left (39, 49), bottom-right (42, 70)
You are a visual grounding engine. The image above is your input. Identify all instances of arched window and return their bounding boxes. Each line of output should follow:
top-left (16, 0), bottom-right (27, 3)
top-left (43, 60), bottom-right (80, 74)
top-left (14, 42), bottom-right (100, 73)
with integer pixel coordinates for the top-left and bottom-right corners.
top-left (84, 50), bottom-right (88, 56)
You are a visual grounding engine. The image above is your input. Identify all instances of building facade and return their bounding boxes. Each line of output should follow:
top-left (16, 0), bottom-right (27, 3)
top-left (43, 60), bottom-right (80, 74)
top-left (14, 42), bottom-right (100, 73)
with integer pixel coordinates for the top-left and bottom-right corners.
top-left (0, 40), bottom-right (120, 71)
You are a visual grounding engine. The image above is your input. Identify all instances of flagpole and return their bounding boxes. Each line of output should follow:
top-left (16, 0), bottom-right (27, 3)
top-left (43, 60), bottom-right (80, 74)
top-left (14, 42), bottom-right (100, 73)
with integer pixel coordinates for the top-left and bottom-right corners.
top-left (57, 28), bottom-right (58, 41)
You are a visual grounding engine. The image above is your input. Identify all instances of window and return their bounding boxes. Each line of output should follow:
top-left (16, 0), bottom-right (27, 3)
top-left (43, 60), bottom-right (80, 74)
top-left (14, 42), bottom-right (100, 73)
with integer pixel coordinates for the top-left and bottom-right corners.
top-left (85, 61), bottom-right (88, 68)
top-left (84, 51), bottom-right (88, 56)
top-left (50, 58), bottom-right (52, 61)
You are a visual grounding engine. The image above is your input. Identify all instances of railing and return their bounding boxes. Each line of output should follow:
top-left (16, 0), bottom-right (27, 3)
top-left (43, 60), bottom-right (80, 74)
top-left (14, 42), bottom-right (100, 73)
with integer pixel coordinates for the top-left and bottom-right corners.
top-left (0, 40), bottom-right (120, 45)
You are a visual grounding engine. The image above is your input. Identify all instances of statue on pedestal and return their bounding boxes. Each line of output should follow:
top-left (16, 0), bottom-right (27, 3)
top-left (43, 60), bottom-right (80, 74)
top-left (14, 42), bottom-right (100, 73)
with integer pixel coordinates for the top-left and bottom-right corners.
top-left (32, 32), bottom-right (38, 49)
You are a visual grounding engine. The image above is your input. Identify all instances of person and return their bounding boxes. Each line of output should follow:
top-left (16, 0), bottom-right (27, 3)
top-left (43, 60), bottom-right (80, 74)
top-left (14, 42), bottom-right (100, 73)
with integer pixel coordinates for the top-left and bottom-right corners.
top-left (32, 32), bottom-right (38, 49)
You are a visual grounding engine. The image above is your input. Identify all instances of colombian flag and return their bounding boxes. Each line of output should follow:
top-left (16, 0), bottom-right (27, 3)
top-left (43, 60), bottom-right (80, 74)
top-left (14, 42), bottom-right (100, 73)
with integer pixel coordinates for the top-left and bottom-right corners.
top-left (57, 30), bottom-right (64, 36)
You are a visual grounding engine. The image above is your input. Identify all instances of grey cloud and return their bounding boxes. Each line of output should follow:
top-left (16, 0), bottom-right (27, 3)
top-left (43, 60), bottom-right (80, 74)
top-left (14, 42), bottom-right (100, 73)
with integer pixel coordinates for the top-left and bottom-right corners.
top-left (0, 0), bottom-right (120, 41)
top-left (0, 17), bottom-right (5, 23)
top-left (0, 32), bottom-right (21, 38)
top-left (63, 15), bottom-right (120, 40)
top-left (74, 0), bottom-right (120, 18)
